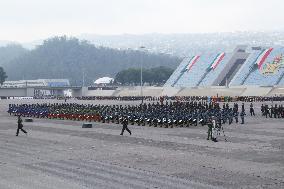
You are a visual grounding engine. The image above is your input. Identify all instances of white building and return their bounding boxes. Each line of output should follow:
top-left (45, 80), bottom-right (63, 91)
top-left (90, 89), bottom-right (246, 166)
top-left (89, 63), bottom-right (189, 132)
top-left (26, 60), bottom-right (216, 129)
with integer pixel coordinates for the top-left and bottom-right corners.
top-left (2, 79), bottom-right (70, 88)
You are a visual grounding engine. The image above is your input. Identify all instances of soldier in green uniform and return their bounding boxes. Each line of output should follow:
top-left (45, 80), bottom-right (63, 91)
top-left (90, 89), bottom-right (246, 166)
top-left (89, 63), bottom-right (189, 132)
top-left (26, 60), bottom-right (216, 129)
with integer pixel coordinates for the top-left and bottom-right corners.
top-left (207, 117), bottom-right (213, 140)
top-left (16, 115), bottom-right (27, 136)
top-left (120, 116), bottom-right (132, 135)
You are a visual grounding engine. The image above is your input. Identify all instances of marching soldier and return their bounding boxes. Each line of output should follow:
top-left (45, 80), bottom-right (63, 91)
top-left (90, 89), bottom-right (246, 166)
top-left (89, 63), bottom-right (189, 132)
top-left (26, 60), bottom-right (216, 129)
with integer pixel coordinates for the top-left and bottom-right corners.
top-left (269, 105), bottom-right (273, 118)
top-left (207, 117), bottom-right (213, 140)
top-left (16, 115), bottom-right (28, 136)
top-left (228, 108), bottom-right (233, 124)
top-left (261, 104), bottom-right (265, 116)
top-left (241, 103), bottom-right (245, 113)
top-left (250, 103), bottom-right (255, 116)
top-left (240, 111), bottom-right (245, 124)
top-left (211, 116), bottom-right (218, 142)
top-left (264, 104), bottom-right (269, 118)
top-left (234, 110), bottom-right (239, 123)
top-left (120, 116), bottom-right (132, 136)
top-left (274, 104), bottom-right (278, 118)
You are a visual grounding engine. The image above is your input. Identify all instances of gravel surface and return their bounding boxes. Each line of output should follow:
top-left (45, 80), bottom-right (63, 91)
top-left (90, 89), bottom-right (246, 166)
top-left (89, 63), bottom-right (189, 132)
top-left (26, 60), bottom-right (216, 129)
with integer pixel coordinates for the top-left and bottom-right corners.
top-left (0, 99), bottom-right (283, 189)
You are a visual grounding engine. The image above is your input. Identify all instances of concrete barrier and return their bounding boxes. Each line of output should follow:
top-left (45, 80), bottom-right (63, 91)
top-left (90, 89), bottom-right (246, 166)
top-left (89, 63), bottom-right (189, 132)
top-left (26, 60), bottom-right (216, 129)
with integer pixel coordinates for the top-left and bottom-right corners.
top-left (82, 123), bottom-right (92, 128)
top-left (267, 87), bottom-right (284, 96)
top-left (161, 87), bottom-right (181, 96)
top-left (177, 87), bottom-right (245, 96)
top-left (24, 118), bottom-right (33, 122)
top-left (241, 86), bottom-right (272, 96)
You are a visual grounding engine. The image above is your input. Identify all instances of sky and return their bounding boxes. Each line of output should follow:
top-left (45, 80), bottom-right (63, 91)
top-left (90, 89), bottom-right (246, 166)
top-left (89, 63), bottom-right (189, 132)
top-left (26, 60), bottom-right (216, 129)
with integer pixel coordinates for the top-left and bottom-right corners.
top-left (0, 0), bottom-right (283, 42)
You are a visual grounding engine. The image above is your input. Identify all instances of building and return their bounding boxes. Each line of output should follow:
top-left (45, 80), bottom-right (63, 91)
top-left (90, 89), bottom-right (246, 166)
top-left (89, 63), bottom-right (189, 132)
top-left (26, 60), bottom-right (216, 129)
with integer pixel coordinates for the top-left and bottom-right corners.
top-left (2, 79), bottom-right (70, 88)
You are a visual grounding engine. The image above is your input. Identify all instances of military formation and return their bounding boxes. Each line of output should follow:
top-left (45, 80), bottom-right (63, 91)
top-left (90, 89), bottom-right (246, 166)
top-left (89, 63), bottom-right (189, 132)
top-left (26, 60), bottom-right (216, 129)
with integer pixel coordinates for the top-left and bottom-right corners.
top-left (8, 101), bottom-right (248, 127)
top-left (8, 97), bottom-right (283, 141)
top-left (33, 95), bottom-right (284, 103)
top-left (261, 104), bottom-right (284, 118)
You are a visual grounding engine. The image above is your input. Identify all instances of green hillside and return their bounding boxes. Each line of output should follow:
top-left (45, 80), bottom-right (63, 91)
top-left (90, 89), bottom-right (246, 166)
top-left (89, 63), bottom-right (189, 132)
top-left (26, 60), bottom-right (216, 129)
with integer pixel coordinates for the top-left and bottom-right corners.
top-left (3, 36), bottom-right (180, 85)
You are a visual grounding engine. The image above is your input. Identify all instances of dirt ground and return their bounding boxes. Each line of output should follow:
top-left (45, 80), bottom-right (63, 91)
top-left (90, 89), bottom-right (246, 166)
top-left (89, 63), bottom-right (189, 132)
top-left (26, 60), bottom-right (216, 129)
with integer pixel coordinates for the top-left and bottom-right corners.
top-left (0, 99), bottom-right (283, 189)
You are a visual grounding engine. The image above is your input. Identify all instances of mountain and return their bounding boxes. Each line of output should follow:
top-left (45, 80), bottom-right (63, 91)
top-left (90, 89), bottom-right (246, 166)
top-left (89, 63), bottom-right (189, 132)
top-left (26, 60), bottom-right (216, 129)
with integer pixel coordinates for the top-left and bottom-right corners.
top-left (79, 32), bottom-right (284, 57)
top-left (0, 40), bottom-right (15, 47)
top-left (14, 32), bottom-right (284, 57)
top-left (3, 36), bottom-right (180, 85)
top-left (22, 39), bottom-right (44, 50)
top-left (0, 44), bottom-right (29, 66)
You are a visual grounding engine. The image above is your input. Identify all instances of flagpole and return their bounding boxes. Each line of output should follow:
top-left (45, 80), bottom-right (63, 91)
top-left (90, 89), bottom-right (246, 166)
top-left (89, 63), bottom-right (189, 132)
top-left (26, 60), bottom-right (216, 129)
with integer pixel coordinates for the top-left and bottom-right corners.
top-left (140, 46), bottom-right (146, 104)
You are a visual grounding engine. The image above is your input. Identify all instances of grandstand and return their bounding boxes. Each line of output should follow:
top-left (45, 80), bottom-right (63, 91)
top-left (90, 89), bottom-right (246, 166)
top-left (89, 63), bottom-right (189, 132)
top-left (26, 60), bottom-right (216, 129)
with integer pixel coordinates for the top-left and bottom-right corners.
top-left (165, 46), bottom-right (284, 88)
top-left (230, 47), bottom-right (284, 86)
top-left (2, 46), bottom-right (284, 98)
top-left (164, 53), bottom-right (226, 87)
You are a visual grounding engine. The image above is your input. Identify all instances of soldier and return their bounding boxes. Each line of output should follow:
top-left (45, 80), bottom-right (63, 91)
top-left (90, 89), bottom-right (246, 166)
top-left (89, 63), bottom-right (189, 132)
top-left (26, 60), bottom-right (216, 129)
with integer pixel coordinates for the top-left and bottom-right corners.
top-left (274, 104), bottom-right (278, 118)
top-left (269, 105), bottom-right (273, 118)
top-left (228, 108), bottom-right (234, 124)
top-left (241, 103), bottom-right (245, 113)
top-left (207, 117), bottom-right (213, 140)
top-left (249, 103), bottom-right (255, 116)
top-left (120, 116), bottom-right (132, 136)
top-left (264, 104), bottom-right (269, 118)
top-left (261, 104), bottom-right (264, 116)
top-left (211, 116), bottom-right (218, 142)
top-left (234, 110), bottom-right (239, 123)
top-left (250, 103), bottom-right (255, 116)
top-left (16, 115), bottom-right (27, 136)
top-left (240, 110), bottom-right (245, 124)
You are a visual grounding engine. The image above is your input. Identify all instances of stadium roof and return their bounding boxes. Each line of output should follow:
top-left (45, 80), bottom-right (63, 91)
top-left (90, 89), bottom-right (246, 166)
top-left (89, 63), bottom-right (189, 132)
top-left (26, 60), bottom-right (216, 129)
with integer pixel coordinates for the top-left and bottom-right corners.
top-left (94, 77), bottom-right (114, 84)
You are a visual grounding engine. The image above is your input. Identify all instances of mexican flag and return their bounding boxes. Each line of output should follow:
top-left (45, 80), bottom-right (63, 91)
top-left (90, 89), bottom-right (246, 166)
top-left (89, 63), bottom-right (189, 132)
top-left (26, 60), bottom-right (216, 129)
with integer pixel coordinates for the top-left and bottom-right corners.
top-left (254, 48), bottom-right (273, 70)
top-left (210, 52), bottom-right (225, 70)
top-left (186, 55), bottom-right (200, 71)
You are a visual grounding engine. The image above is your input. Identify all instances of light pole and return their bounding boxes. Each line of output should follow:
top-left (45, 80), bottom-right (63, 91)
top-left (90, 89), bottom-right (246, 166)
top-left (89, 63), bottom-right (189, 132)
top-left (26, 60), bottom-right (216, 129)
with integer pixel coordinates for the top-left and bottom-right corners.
top-left (82, 68), bottom-right (85, 87)
top-left (140, 46), bottom-right (146, 103)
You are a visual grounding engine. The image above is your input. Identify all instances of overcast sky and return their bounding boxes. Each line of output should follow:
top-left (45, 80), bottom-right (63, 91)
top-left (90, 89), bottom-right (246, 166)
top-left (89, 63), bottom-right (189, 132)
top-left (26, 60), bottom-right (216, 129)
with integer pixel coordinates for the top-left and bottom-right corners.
top-left (0, 0), bottom-right (283, 42)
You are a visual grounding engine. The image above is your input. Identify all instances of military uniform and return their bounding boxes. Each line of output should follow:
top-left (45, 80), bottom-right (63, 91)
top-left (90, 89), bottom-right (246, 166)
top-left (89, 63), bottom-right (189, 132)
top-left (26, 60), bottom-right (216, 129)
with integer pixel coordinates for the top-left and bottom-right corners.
top-left (240, 111), bottom-right (245, 124)
top-left (16, 116), bottom-right (27, 136)
top-left (120, 117), bottom-right (131, 135)
top-left (207, 118), bottom-right (213, 140)
top-left (212, 119), bottom-right (218, 142)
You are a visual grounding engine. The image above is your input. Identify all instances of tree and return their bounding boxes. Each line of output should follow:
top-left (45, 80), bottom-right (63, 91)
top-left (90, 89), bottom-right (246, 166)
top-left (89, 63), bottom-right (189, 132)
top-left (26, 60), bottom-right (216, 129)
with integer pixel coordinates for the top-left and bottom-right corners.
top-left (0, 67), bottom-right (8, 86)
top-left (0, 44), bottom-right (28, 67)
top-left (115, 66), bottom-right (174, 85)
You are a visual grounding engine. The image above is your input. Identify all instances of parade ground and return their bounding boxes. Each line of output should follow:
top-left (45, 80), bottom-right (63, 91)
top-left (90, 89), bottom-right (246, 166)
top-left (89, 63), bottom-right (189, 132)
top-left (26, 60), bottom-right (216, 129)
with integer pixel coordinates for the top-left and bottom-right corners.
top-left (0, 99), bottom-right (283, 189)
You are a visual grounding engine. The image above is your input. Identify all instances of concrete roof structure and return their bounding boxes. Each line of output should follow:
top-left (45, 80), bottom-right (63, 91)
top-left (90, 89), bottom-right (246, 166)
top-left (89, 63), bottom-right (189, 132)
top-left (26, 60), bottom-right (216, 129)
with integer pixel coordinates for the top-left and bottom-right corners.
top-left (94, 77), bottom-right (114, 84)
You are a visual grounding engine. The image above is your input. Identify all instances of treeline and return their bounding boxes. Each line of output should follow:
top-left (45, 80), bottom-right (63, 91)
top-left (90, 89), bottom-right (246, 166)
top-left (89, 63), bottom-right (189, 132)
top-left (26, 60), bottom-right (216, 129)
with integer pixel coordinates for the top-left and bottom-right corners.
top-left (3, 36), bottom-right (180, 85)
top-left (0, 44), bottom-right (28, 66)
top-left (0, 67), bottom-right (7, 85)
top-left (115, 67), bottom-right (174, 85)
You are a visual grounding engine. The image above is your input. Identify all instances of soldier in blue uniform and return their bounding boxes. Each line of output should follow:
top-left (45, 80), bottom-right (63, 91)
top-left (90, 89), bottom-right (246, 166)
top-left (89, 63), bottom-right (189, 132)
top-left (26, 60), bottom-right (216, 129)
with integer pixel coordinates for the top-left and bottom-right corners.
top-left (250, 103), bottom-right (255, 116)
top-left (234, 110), bottom-right (239, 123)
top-left (240, 111), bottom-right (245, 124)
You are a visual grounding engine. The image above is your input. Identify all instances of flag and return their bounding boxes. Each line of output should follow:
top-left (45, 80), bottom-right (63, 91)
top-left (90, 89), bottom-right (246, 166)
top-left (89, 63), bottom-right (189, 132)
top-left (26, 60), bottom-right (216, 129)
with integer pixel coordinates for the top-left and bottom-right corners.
top-left (210, 52), bottom-right (225, 70)
top-left (254, 48), bottom-right (273, 70)
top-left (185, 55), bottom-right (200, 71)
